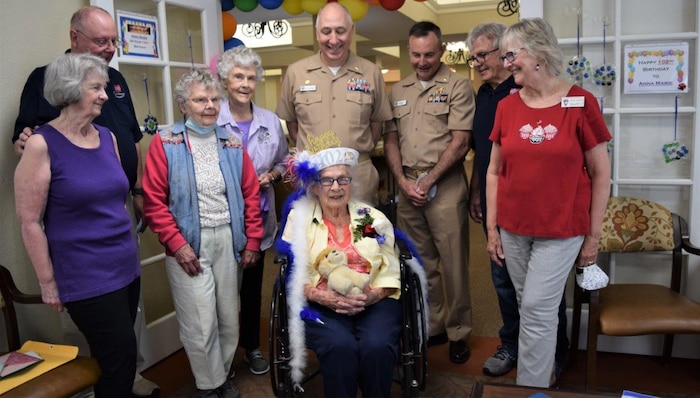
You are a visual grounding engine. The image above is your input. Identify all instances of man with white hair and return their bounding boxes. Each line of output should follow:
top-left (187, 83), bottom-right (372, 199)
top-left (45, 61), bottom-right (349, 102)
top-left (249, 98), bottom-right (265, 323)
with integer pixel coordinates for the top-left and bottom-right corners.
top-left (276, 2), bottom-right (392, 205)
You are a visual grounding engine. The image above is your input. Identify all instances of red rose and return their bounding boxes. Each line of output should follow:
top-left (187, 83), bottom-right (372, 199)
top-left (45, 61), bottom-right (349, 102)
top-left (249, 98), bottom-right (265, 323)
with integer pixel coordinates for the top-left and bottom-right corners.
top-left (362, 224), bottom-right (377, 237)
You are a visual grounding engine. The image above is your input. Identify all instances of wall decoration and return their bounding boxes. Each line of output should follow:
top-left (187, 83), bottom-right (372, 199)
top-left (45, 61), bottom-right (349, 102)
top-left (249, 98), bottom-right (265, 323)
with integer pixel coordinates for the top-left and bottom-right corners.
top-left (142, 75), bottom-right (158, 135)
top-left (117, 11), bottom-right (159, 59)
top-left (624, 42), bottom-right (689, 94)
top-left (566, 8), bottom-right (591, 84)
top-left (662, 95), bottom-right (689, 163)
top-left (594, 19), bottom-right (616, 87)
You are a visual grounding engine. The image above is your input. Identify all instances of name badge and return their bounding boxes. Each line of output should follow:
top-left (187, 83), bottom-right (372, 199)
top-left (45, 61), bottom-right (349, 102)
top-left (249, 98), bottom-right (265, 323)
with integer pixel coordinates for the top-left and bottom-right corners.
top-left (393, 100), bottom-right (407, 107)
top-left (561, 96), bottom-right (585, 108)
top-left (300, 85), bottom-right (317, 92)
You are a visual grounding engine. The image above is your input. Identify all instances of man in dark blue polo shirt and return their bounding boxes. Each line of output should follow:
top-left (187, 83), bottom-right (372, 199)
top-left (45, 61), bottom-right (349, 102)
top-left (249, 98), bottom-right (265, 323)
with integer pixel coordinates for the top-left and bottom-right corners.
top-left (467, 22), bottom-right (569, 380)
top-left (11, 6), bottom-right (158, 397)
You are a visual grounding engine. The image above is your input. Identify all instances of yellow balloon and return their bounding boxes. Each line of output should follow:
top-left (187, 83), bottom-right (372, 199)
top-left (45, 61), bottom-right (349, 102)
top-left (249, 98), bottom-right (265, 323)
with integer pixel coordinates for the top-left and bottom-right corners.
top-left (282, 0), bottom-right (304, 15)
top-left (339, 0), bottom-right (369, 21)
top-left (301, 0), bottom-right (326, 15)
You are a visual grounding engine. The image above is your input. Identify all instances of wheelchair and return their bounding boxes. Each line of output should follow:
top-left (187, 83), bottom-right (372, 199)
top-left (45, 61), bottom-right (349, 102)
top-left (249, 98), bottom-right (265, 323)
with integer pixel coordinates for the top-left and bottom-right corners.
top-left (268, 236), bottom-right (428, 397)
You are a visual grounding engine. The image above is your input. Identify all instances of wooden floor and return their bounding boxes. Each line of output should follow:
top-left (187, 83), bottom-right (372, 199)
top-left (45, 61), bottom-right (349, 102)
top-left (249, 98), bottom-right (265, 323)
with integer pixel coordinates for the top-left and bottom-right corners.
top-left (141, 323), bottom-right (700, 398)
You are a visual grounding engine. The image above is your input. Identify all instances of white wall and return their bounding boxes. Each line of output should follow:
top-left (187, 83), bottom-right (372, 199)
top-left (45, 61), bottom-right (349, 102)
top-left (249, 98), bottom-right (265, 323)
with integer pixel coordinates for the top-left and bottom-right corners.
top-left (0, 0), bottom-right (88, 351)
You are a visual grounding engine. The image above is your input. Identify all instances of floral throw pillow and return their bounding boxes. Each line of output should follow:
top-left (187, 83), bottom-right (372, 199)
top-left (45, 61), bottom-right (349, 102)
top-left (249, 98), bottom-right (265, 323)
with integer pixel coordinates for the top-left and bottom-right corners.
top-left (600, 197), bottom-right (675, 252)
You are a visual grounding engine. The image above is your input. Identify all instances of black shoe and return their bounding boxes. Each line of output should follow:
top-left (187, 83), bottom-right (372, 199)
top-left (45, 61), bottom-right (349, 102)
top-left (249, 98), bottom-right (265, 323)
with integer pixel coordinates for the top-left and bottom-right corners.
top-left (427, 332), bottom-right (448, 347)
top-left (549, 360), bottom-right (566, 388)
top-left (449, 340), bottom-right (470, 364)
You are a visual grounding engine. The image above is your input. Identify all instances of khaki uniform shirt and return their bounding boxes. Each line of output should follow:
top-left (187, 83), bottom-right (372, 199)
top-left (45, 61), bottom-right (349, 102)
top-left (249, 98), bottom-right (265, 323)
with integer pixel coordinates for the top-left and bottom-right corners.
top-left (386, 63), bottom-right (475, 169)
top-left (276, 52), bottom-right (392, 155)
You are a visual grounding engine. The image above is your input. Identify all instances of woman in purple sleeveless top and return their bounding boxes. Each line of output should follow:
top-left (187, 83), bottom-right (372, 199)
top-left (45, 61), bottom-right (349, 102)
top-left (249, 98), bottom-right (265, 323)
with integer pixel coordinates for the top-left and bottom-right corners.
top-left (14, 53), bottom-right (140, 398)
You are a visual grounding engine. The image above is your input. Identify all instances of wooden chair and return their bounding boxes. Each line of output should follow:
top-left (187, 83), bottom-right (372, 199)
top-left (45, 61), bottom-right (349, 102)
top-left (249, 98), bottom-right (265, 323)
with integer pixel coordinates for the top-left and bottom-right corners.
top-left (569, 196), bottom-right (700, 390)
top-left (0, 264), bottom-right (100, 397)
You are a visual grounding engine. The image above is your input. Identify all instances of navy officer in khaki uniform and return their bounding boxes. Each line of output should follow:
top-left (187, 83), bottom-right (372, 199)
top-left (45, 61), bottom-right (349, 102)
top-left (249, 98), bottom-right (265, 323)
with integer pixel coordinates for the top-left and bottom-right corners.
top-left (276, 2), bottom-right (392, 205)
top-left (384, 21), bottom-right (475, 364)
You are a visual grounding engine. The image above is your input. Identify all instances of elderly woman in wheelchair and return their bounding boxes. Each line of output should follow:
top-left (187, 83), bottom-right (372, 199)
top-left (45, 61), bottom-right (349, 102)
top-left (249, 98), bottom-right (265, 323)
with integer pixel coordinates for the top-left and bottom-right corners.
top-left (274, 146), bottom-right (427, 397)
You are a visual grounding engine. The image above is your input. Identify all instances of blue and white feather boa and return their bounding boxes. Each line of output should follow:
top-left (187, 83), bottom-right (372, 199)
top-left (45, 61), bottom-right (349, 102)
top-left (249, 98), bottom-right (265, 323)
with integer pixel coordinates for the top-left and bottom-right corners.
top-left (282, 194), bottom-right (314, 385)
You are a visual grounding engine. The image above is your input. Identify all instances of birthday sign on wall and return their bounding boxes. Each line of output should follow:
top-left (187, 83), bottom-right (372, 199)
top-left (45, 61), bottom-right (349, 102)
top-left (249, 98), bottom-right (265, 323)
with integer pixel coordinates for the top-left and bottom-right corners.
top-left (117, 11), bottom-right (160, 59)
top-left (624, 42), bottom-right (688, 94)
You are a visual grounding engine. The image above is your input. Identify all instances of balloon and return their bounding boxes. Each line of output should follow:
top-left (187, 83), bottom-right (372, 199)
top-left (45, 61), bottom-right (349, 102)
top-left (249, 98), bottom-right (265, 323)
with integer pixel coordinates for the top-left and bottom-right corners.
top-left (282, 0), bottom-right (304, 14)
top-left (259, 0), bottom-right (284, 9)
top-left (379, 0), bottom-right (404, 11)
top-left (235, 0), bottom-right (259, 12)
top-left (339, 0), bottom-right (368, 21)
top-left (210, 55), bottom-right (220, 76)
top-left (221, 0), bottom-right (235, 11)
top-left (224, 37), bottom-right (245, 50)
top-left (365, 0), bottom-right (380, 5)
top-left (221, 12), bottom-right (237, 40)
top-left (301, 0), bottom-right (326, 15)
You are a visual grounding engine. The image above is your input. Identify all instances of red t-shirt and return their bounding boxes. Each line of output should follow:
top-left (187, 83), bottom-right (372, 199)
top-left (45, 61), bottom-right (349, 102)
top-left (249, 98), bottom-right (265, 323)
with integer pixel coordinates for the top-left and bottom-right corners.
top-left (489, 85), bottom-right (611, 238)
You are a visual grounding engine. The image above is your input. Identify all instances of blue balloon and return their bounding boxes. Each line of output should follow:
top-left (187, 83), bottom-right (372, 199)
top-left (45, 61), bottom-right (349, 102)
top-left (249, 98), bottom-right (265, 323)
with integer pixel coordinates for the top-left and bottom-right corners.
top-left (224, 37), bottom-right (245, 50)
top-left (221, 0), bottom-right (235, 11)
top-left (259, 0), bottom-right (283, 9)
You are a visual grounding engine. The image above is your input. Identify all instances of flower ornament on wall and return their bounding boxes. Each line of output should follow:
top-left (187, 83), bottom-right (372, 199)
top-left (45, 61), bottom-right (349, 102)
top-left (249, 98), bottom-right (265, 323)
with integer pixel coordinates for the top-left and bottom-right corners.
top-left (594, 19), bottom-right (616, 87)
top-left (662, 95), bottom-right (690, 163)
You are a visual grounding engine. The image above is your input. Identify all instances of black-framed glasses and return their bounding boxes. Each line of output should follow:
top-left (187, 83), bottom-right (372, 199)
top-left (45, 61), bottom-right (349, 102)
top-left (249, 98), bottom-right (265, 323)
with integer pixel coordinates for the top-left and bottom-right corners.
top-left (75, 29), bottom-right (122, 48)
top-left (317, 177), bottom-right (352, 187)
top-left (466, 48), bottom-right (499, 67)
top-left (500, 47), bottom-right (526, 64)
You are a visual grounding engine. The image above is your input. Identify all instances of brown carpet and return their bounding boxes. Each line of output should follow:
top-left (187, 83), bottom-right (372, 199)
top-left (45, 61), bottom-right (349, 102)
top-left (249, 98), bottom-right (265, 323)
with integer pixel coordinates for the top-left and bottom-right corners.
top-left (164, 336), bottom-right (515, 398)
top-left (167, 346), bottom-right (700, 398)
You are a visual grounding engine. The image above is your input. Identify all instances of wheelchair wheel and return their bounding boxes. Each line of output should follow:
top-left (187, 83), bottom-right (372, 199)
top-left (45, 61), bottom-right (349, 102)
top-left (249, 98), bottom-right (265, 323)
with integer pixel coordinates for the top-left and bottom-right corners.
top-left (269, 267), bottom-right (294, 397)
top-left (399, 261), bottom-right (429, 397)
top-left (410, 269), bottom-right (428, 391)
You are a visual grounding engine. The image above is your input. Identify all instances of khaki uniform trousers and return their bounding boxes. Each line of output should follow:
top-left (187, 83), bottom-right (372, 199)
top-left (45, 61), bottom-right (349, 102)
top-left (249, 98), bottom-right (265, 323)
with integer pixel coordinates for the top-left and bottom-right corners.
top-left (397, 166), bottom-right (472, 342)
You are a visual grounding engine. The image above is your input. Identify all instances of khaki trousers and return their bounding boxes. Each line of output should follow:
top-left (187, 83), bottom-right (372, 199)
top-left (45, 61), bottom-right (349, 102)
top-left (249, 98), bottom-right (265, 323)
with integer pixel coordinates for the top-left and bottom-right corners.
top-left (165, 225), bottom-right (241, 390)
top-left (397, 166), bottom-right (472, 342)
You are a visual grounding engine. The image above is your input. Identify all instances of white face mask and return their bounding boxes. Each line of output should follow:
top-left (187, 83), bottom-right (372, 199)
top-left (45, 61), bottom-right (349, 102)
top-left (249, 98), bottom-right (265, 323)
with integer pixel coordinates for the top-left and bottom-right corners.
top-left (185, 117), bottom-right (217, 136)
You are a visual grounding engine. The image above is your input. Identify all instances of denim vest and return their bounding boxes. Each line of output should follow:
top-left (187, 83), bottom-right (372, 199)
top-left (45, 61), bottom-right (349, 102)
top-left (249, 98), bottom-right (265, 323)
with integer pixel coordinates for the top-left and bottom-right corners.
top-left (161, 119), bottom-right (247, 261)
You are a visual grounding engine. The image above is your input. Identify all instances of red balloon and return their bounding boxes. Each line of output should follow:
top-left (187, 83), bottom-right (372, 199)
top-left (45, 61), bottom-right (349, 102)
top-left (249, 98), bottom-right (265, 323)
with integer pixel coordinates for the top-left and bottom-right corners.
top-left (379, 0), bottom-right (404, 11)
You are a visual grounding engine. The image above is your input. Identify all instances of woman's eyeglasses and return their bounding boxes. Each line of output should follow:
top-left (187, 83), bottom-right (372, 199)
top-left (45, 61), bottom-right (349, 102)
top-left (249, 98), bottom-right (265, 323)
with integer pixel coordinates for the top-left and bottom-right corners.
top-left (499, 47), bottom-right (526, 64)
top-left (317, 177), bottom-right (352, 187)
top-left (466, 48), bottom-right (499, 67)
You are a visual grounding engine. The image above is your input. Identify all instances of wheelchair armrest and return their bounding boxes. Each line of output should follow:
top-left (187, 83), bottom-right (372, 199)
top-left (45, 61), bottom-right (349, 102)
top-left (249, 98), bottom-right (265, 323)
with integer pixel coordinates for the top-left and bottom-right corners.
top-left (274, 254), bottom-right (288, 266)
top-left (396, 238), bottom-right (413, 261)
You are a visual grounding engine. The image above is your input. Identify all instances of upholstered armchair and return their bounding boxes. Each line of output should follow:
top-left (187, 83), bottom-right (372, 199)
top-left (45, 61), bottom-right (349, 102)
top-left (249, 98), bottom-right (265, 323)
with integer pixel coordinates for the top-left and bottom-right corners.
top-left (569, 196), bottom-right (700, 390)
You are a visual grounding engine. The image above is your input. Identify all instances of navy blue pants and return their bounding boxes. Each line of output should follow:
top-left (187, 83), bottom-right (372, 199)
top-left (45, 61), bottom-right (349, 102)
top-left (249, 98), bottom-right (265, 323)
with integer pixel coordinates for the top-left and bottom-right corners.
top-left (306, 298), bottom-right (402, 398)
top-left (66, 277), bottom-right (140, 398)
